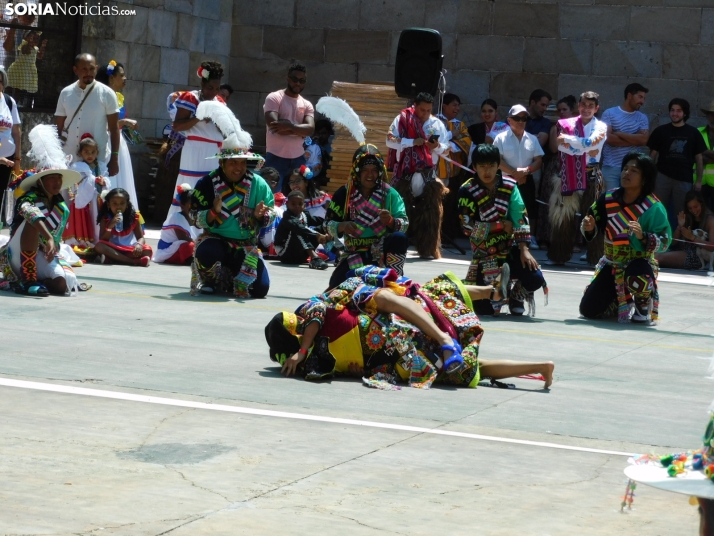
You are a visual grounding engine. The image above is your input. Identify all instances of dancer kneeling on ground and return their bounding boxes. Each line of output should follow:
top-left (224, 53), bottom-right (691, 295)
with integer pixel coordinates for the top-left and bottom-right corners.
top-left (95, 188), bottom-right (153, 266)
top-left (0, 161), bottom-right (85, 295)
top-left (325, 144), bottom-right (408, 288)
top-left (265, 266), bottom-right (554, 389)
top-left (458, 144), bottom-right (548, 316)
top-left (274, 190), bottom-right (329, 269)
top-left (189, 134), bottom-right (274, 298)
top-left (580, 152), bottom-right (671, 323)
top-left (153, 183), bottom-right (197, 265)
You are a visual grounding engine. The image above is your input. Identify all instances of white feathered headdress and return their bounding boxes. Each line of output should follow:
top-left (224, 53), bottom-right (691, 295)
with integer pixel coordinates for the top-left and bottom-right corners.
top-left (316, 96), bottom-right (366, 145)
top-left (19, 125), bottom-right (81, 192)
top-left (195, 101), bottom-right (252, 149)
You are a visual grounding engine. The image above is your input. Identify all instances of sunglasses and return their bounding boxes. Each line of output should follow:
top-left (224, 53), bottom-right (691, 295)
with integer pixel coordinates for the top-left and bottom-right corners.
top-left (289, 75), bottom-right (307, 84)
top-left (509, 116), bottom-right (528, 122)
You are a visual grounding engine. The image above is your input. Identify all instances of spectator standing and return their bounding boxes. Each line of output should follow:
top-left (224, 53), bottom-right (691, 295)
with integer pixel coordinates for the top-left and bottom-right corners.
top-left (601, 83), bottom-right (650, 191)
top-left (263, 62), bottom-right (315, 192)
top-left (466, 99), bottom-right (509, 161)
top-left (492, 105), bottom-right (544, 251)
top-left (526, 89), bottom-right (552, 150)
top-left (697, 101), bottom-right (714, 210)
top-left (648, 98), bottom-right (706, 222)
top-left (0, 66), bottom-right (21, 226)
top-left (55, 53), bottom-right (120, 177)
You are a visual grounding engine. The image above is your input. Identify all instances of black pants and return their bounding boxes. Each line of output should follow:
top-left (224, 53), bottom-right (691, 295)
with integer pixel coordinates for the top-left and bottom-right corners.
top-left (579, 258), bottom-right (653, 319)
top-left (518, 174), bottom-right (538, 238)
top-left (328, 232), bottom-right (409, 289)
top-left (474, 248), bottom-right (546, 316)
top-left (279, 233), bottom-right (319, 265)
top-left (195, 238), bottom-right (270, 298)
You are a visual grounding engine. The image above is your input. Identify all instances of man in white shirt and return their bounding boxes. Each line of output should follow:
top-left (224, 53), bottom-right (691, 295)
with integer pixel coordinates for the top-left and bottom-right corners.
top-left (492, 104), bottom-right (544, 250)
top-left (601, 83), bottom-right (650, 191)
top-left (55, 53), bottom-right (120, 176)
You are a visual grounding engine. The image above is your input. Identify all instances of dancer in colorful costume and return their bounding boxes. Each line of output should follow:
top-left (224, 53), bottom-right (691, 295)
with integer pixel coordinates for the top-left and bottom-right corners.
top-left (265, 266), bottom-right (554, 389)
top-left (0, 125), bottom-right (83, 296)
top-left (580, 152), bottom-right (671, 324)
top-left (458, 144), bottom-right (547, 316)
top-left (189, 133), bottom-right (274, 298)
top-left (547, 91), bottom-right (608, 265)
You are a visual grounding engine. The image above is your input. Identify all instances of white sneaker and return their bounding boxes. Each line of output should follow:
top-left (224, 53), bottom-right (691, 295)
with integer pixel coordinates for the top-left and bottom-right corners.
top-left (530, 237), bottom-right (540, 250)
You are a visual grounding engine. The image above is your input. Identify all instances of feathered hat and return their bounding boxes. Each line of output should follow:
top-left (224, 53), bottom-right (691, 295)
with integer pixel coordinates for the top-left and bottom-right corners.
top-left (18, 125), bottom-right (81, 192)
top-left (195, 101), bottom-right (263, 165)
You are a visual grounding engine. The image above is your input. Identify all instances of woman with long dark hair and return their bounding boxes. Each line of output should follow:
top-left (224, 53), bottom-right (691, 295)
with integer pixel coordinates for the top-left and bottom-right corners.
top-left (656, 190), bottom-right (714, 270)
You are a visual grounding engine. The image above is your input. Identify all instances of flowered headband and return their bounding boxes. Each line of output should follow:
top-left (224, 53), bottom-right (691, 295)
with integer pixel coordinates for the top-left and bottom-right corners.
top-left (174, 183), bottom-right (192, 203)
top-left (298, 165), bottom-right (313, 180)
top-left (197, 66), bottom-right (211, 81)
top-left (106, 60), bottom-right (117, 76)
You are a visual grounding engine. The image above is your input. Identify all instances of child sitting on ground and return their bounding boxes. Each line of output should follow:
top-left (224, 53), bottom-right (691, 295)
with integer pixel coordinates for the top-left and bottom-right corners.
top-left (94, 188), bottom-right (152, 266)
top-left (274, 190), bottom-right (329, 269)
top-left (258, 167), bottom-right (285, 259)
top-left (153, 183), bottom-right (196, 265)
top-left (63, 134), bottom-right (110, 251)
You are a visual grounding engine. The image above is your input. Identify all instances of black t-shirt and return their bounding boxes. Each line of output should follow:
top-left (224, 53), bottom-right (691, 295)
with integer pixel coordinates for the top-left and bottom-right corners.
top-left (647, 123), bottom-right (707, 182)
top-left (526, 116), bottom-right (552, 138)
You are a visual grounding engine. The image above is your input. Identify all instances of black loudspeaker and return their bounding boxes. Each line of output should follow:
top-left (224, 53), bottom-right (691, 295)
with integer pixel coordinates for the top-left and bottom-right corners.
top-left (394, 28), bottom-right (443, 99)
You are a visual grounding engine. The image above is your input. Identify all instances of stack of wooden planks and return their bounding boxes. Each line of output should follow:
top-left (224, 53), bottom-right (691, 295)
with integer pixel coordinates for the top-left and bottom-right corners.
top-left (323, 82), bottom-right (408, 194)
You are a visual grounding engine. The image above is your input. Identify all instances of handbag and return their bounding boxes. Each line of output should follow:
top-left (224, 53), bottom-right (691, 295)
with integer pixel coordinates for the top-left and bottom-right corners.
top-left (60, 81), bottom-right (96, 144)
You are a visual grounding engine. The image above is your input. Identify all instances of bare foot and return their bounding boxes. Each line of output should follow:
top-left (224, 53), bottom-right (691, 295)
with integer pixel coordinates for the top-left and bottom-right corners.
top-left (542, 362), bottom-right (555, 389)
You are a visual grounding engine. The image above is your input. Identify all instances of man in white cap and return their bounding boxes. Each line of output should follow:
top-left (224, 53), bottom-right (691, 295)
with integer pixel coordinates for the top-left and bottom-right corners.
top-left (698, 100), bottom-right (714, 210)
top-left (492, 104), bottom-right (544, 251)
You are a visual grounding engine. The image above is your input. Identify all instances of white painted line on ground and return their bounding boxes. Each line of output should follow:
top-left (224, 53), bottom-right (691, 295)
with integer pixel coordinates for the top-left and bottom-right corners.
top-left (0, 377), bottom-right (634, 457)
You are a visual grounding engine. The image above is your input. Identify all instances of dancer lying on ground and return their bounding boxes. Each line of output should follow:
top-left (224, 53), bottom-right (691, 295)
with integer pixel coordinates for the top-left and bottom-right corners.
top-left (580, 152), bottom-right (671, 323)
top-left (458, 144), bottom-right (548, 316)
top-left (265, 265), bottom-right (554, 389)
top-left (95, 188), bottom-right (152, 266)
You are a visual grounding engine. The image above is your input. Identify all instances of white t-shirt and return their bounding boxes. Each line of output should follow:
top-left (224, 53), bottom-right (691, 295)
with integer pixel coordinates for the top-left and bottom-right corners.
top-left (0, 94), bottom-right (20, 158)
top-left (601, 106), bottom-right (650, 168)
top-left (55, 80), bottom-right (120, 164)
top-left (492, 129), bottom-right (544, 169)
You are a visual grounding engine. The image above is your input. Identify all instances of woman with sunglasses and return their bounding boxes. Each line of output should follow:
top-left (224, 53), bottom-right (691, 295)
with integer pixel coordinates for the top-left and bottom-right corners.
top-left (263, 61), bottom-right (315, 193)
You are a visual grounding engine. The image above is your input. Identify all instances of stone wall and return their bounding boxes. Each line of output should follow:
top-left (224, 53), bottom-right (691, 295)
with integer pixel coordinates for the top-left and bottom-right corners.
top-left (81, 0), bottom-right (713, 152)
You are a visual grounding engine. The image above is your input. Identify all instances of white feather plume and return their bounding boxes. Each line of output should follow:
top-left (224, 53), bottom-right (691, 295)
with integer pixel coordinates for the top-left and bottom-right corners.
top-left (316, 96), bottom-right (366, 144)
top-left (195, 101), bottom-right (252, 149)
top-left (27, 125), bottom-right (69, 169)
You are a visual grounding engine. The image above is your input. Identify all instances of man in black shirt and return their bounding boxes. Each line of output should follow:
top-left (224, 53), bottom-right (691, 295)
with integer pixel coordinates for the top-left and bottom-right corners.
top-left (648, 98), bottom-right (706, 220)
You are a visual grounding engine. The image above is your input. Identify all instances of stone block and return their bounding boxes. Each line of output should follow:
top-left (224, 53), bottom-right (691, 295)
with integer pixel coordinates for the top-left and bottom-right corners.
top-left (134, 0), bottom-right (164, 7)
top-left (247, 124), bottom-right (266, 153)
top-left (233, 0), bottom-right (295, 27)
top-left (558, 74), bottom-right (627, 112)
top-left (458, 103), bottom-right (482, 128)
top-left (490, 72), bottom-right (558, 108)
top-left (135, 118), bottom-right (158, 141)
top-left (166, 0), bottom-right (193, 14)
top-left (523, 38), bottom-right (592, 75)
top-left (357, 64), bottom-right (394, 84)
top-left (205, 21), bottom-right (232, 57)
top-left (231, 25), bottom-right (263, 59)
top-left (92, 39), bottom-right (130, 68)
top-left (630, 7), bottom-right (701, 44)
top-left (560, 5), bottom-right (629, 41)
top-left (494, 2), bottom-right (558, 39)
top-left (226, 91), bottom-right (261, 127)
top-left (457, 35), bottom-right (524, 72)
top-left (358, 0), bottom-right (427, 32)
top-left (228, 57), bottom-right (287, 93)
top-left (427, 0), bottom-right (459, 34)
top-left (176, 14), bottom-right (206, 52)
top-left (296, 0), bottom-right (360, 30)
top-left (455, 1), bottom-right (492, 35)
top-left (444, 70), bottom-right (490, 106)
top-left (664, 0), bottom-right (713, 6)
top-left (115, 5), bottom-right (149, 45)
top-left (702, 9), bottom-right (714, 46)
top-left (303, 61), bottom-right (357, 95)
top-left (325, 30), bottom-right (390, 65)
top-left (220, 0), bottom-right (233, 21)
top-left (594, 0), bottom-right (664, 4)
top-left (593, 41), bottom-right (662, 78)
top-left (83, 1), bottom-right (116, 40)
top-left (664, 45), bottom-right (714, 81)
top-left (129, 44), bottom-right (161, 83)
top-left (160, 49), bottom-right (190, 85)
top-left (123, 80), bottom-right (144, 117)
top-left (636, 77), bottom-right (699, 117)
top-left (193, 0), bottom-right (220, 20)
top-left (263, 28), bottom-right (325, 63)
top-left (698, 81), bottom-right (714, 119)
top-left (147, 10), bottom-right (177, 48)
top-left (142, 82), bottom-right (175, 119)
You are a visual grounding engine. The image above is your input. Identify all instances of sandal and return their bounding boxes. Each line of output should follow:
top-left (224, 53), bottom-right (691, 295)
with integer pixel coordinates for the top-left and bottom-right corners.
top-left (14, 282), bottom-right (50, 296)
top-left (442, 338), bottom-right (465, 375)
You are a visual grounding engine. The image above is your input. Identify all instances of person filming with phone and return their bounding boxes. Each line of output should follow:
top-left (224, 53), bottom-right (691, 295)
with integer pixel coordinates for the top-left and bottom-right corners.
top-left (386, 92), bottom-right (449, 259)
